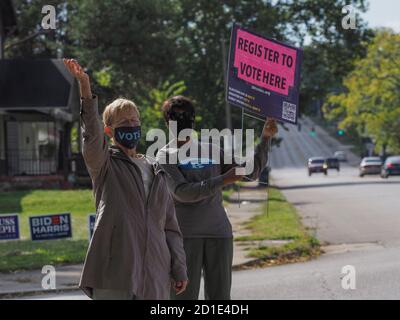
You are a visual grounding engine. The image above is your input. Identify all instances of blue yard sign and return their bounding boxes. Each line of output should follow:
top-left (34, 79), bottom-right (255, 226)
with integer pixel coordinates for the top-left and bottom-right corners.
top-left (0, 214), bottom-right (20, 240)
top-left (29, 213), bottom-right (72, 241)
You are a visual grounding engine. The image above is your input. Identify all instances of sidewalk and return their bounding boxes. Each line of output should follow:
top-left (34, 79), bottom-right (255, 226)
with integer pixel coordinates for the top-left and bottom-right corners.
top-left (0, 181), bottom-right (269, 299)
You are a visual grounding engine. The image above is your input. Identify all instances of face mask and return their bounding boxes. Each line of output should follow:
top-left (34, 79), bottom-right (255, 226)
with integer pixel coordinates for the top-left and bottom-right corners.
top-left (113, 126), bottom-right (141, 149)
top-left (168, 110), bottom-right (195, 133)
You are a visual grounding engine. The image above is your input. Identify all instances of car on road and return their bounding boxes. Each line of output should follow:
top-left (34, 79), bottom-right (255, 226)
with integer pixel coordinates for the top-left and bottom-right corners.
top-left (359, 157), bottom-right (382, 177)
top-left (308, 157), bottom-right (328, 176)
top-left (381, 156), bottom-right (400, 178)
top-left (324, 157), bottom-right (340, 171)
top-left (334, 151), bottom-right (347, 162)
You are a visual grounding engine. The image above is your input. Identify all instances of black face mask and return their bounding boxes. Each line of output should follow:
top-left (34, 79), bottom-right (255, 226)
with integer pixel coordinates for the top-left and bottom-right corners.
top-left (168, 110), bottom-right (195, 134)
top-left (114, 126), bottom-right (141, 149)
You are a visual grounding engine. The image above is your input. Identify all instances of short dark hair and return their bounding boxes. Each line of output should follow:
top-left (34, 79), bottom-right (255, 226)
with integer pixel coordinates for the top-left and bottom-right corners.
top-left (162, 95), bottom-right (195, 122)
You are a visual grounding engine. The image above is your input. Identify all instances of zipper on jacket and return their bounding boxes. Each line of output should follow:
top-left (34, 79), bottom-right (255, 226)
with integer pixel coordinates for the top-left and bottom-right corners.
top-left (141, 167), bottom-right (160, 297)
top-left (110, 151), bottom-right (161, 298)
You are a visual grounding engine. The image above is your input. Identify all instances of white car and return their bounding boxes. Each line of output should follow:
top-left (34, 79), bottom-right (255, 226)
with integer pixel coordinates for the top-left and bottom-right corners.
top-left (334, 151), bottom-right (347, 162)
top-left (359, 157), bottom-right (382, 177)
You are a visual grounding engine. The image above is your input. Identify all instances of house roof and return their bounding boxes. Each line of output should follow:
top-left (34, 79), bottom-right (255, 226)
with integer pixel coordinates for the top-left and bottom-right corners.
top-left (0, 0), bottom-right (17, 37)
top-left (0, 59), bottom-right (80, 119)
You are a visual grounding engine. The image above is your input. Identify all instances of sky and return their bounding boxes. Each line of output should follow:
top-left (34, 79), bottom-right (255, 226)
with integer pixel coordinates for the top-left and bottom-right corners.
top-left (362, 0), bottom-right (400, 32)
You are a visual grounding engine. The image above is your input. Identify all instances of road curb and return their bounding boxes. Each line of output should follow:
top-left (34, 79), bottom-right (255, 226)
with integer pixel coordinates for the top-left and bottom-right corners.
top-left (0, 286), bottom-right (80, 299)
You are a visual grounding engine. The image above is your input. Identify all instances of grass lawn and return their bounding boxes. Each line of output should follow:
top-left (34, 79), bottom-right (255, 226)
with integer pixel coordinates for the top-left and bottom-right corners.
top-left (0, 189), bottom-right (95, 272)
top-left (0, 187), bottom-right (319, 272)
top-left (235, 187), bottom-right (320, 262)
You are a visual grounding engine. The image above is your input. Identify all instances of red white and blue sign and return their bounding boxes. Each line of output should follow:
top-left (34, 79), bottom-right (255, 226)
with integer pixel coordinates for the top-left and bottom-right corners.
top-left (29, 213), bottom-right (72, 241)
top-left (0, 214), bottom-right (20, 240)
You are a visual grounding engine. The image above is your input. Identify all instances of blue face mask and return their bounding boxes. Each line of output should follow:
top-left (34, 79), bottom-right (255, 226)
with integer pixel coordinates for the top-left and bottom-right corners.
top-left (114, 126), bottom-right (141, 149)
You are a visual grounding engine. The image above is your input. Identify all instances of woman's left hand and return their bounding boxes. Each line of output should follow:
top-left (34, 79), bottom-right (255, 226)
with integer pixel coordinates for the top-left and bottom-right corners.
top-left (173, 279), bottom-right (188, 295)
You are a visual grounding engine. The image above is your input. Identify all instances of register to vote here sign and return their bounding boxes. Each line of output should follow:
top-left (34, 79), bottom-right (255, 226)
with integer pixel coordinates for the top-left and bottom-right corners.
top-left (226, 24), bottom-right (302, 124)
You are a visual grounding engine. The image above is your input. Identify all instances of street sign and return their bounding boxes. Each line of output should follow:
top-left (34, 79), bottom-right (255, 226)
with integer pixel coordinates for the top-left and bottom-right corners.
top-left (226, 24), bottom-right (303, 124)
top-left (0, 214), bottom-right (20, 241)
top-left (29, 213), bottom-right (72, 241)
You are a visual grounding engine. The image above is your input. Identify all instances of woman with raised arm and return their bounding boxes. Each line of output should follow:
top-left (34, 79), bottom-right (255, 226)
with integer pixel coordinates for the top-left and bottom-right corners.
top-left (63, 59), bottom-right (188, 300)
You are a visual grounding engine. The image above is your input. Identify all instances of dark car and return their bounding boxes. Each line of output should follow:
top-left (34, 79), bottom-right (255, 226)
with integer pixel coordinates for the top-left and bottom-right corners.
top-left (308, 157), bottom-right (327, 176)
top-left (334, 151), bottom-right (347, 162)
top-left (359, 157), bottom-right (382, 177)
top-left (325, 157), bottom-right (340, 171)
top-left (381, 156), bottom-right (400, 178)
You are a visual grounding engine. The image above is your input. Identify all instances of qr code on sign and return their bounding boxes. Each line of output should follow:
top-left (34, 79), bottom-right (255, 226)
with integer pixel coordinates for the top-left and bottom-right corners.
top-left (282, 101), bottom-right (296, 122)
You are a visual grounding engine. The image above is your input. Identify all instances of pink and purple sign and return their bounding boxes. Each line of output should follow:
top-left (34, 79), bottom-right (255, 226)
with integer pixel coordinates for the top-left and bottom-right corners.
top-left (227, 24), bottom-right (302, 124)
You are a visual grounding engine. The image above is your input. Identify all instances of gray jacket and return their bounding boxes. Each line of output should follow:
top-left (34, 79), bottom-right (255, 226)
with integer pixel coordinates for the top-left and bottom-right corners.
top-left (79, 96), bottom-right (187, 299)
top-left (156, 137), bottom-right (269, 238)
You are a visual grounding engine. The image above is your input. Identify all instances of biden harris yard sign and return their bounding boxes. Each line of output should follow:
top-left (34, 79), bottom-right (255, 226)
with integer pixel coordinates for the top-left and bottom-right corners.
top-left (226, 24), bottom-right (302, 124)
top-left (29, 213), bottom-right (72, 241)
top-left (0, 214), bottom-right (20, 240)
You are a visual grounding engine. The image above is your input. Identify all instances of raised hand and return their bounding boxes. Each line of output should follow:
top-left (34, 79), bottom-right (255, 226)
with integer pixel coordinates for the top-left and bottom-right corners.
top-left (63, 58), bottom-right (92, 99)
top-left (262, 117), bottom-right (278, 139)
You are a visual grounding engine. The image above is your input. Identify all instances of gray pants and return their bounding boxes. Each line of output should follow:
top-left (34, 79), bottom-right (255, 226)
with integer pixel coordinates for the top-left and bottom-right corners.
top-left (171, 237), bottom-right (233, 300)
top-left (92, 289), bottom-right (137, 300)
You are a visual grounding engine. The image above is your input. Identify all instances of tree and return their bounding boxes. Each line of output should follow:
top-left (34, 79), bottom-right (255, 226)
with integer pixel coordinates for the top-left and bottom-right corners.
top-left (324, 30), bottom-right (400, 154)
top-left (4, 0), bottom-right (69, 59)
top-left (139, 80), bottom-right (187, 139)
top-left (172, 0), bottom-right (286, 130)
top-left (284, 0), bottom-right (374, 116)
top-left (67, 0), bottom-right (179, 104)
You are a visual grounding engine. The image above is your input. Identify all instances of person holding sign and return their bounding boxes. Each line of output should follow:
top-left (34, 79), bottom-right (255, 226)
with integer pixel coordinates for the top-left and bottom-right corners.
top-left (156, 96), bottom-right (278, 300)
top-left (63, 59), bottom-right (188, 300)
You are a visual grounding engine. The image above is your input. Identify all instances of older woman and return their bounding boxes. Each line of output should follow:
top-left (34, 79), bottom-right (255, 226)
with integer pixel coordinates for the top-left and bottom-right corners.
top-left (63, 59), bottom-right (188, 300)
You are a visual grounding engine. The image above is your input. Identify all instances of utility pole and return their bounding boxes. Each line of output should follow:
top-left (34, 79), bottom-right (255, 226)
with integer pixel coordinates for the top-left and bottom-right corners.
top-left (0, 14), bottom-right (4, 59)
top-left (221, 37), bottom-right (232, 130)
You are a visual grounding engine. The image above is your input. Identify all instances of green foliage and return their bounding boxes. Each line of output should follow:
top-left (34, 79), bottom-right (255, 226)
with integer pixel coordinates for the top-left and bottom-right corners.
top-left (5, 0), bottom-right (374, 131)
top-left (5, 0), bottom-right (69, 58)
top-left (138, 80), bottom-right (187, 139)
top-left (324, 30), bottom-right (400, 154)
top-left (287, 0), bottom-right (374, 115)
top-left (0, 240), bottom-right (88, 272)
top-left (67, 0), bottom-right (179, 101)
top-left (234, 187), bottom-right (319, 260)
top-left (70, 123), bottom-right (79, 153)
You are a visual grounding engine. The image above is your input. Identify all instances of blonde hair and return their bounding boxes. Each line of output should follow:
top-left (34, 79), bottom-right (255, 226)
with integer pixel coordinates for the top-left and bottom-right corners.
top-left (102, 98), bottom-right (139, 127)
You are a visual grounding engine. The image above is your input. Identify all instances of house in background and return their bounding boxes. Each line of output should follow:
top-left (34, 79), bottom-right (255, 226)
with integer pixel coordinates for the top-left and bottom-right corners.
top-left (0, 59), bottom-right (81, 190)
top-left (0, 1), bottom-right (88, 190)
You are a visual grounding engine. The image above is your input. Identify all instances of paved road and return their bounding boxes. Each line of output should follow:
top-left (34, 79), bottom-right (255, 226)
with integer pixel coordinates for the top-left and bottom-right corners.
top-left (270, 117), bottom-right (400, 247)
top-left (272, 167), bottom-right (400, 246)
top-left (19, 244), bottom-right (400, 300)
